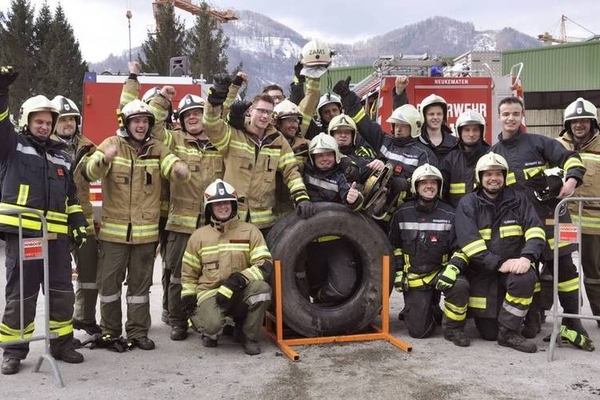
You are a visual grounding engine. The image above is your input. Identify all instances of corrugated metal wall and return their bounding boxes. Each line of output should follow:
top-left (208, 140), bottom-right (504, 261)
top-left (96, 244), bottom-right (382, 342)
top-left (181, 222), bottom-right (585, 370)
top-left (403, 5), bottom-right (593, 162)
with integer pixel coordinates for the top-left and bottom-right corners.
top-left (319, 65), bottom-right (374, 93)
top-left (503, 41), bottom-right (600, 92)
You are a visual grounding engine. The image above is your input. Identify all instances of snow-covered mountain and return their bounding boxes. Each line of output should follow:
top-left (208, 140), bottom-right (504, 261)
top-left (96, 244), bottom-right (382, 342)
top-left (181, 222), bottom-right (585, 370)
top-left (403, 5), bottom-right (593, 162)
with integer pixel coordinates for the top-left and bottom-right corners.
top-left (89, 12), bottom-right (542, 96)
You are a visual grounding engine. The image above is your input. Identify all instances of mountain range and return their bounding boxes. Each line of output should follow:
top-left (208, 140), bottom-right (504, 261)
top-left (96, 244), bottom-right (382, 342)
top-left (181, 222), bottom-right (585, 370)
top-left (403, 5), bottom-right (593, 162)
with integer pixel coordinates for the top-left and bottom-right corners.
top-left (89, 11), bottom-right (542, 96)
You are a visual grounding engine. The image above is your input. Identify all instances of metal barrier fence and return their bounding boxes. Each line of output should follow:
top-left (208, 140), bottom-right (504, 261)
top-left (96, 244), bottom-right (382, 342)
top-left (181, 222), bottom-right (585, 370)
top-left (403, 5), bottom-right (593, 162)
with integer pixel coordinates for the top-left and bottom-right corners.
top-left (548, 197), bottom-right (600, 361)
top-left (0, 208), bottom-right (63, 386)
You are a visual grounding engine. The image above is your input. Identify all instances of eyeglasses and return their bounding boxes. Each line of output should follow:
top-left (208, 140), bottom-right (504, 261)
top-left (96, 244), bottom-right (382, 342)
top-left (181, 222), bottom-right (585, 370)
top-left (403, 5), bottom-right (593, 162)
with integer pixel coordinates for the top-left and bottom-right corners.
top-left (270, 95), bottom-right (285, 101)
top-left (253, 108), bottom-right (274, 116)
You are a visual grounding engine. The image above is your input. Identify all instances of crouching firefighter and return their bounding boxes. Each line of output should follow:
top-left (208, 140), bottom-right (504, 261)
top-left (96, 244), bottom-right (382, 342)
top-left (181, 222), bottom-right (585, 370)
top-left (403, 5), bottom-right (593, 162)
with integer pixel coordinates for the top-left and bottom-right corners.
top-left (454, 153), bottom-right (545, 353)
top-left (388, 163), bottom-right (470, 346)
top-left (302, 133), bottom-right (364, 305)
top-left (181, 179), bottom-right (273, 355)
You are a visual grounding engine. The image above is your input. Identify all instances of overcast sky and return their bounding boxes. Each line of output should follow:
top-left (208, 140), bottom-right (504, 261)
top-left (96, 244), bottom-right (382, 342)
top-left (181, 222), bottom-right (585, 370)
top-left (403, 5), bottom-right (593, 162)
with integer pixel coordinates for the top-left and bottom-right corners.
top-left (1, 0), bottom-right (599, 62)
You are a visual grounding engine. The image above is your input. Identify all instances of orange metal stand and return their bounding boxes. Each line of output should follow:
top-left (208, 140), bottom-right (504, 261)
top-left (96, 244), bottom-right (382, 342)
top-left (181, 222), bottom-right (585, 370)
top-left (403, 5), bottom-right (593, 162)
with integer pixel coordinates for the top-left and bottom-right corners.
top-left (264, 255), bottom-right (412, 361)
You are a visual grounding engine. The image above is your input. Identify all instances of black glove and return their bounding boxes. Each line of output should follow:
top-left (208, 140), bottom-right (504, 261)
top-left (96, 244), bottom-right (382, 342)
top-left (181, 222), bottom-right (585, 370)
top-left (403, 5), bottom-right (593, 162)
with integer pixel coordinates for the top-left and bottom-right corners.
top-left (293, 61), bottom-right (305, 84)
top-left (215, 272), bottom-right (248, 309)
top-left (333, 76), bottom-right (352, 98)
top-left (228, 100), bottom-right (252, 130)
top-left (71, 225), bottom-right (88, 249)
top-left (296, 200), bottom-right (316, 219)
top-left (0, 66), bottom-right (19, 94)
top-left (181, 295), bottom-right (197, 318)
top-left (207, 73), bottom-right (232, 106)
top-left (232, 74), bottom-right (244, 87)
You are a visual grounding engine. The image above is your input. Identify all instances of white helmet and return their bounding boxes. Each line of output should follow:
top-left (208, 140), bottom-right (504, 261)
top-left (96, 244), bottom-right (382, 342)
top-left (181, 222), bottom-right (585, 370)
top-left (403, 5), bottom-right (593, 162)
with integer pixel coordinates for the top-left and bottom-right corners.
top-left (273, 99), bottom-right (302, 123)
top-left (317, 93), bottom-right (342, 120)
top-left (455, 110), bottom-right (486, 140)
top-left (563, 97), bottom-right (598, 131)
top-left (309, 132), bottom-right (342, 165)
top-left (177, 94), bottom-right (205, 131)
top-left (300, 39), bottom-right (332, 67)
top-left (203, 179), bottom-right (238, 224)
top-left (327, 114), bottom-right (357, 143)
top-left (411, 163), bottom-right (443, 195)
top-left (118, 99), bottom-right (155, 139)
top-left (386, 104), bottom-right (423, 138)
top-left (19, 95), bottom-right (59, 133)
top-left (419, 93), bottom-right (448, 121)
top-left (475, 152), bottom-right (509, 183)
top-left (142, 86), bottom-right (161, 104)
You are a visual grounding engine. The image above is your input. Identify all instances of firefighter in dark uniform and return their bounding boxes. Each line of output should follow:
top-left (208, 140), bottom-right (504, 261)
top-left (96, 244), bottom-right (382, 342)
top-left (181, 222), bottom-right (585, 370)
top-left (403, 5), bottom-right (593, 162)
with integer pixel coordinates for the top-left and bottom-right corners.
top-left (440, 110), bottom-right (490, 207)
top-left (418, 94), bottom-right (458, 162)
top-left (455, 152), bottom-right (545, 353)
top-left (0, 67), bottom-right (87, 374)
top-left (490, 97), bottom-right (588, 340)
top-left (51, 95), bottom-right (101, 336)
top-left (388, 164), bottom-right (470, 346)
top-left (303, 133), bottom-right (364, 304)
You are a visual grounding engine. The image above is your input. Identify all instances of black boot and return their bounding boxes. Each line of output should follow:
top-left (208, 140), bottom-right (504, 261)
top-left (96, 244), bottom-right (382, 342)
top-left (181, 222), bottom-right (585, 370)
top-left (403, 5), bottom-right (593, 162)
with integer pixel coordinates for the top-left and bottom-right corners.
top-left (443, 329), bottom-right (471, 347)
top-left (73, 319), bottom-right (102, 336)
top-left (498, 325), bottom-right (537, 353)
top-left (1, 356), bottom-right (20, 375)
top-left (52, 347), bottom-right (84, 363)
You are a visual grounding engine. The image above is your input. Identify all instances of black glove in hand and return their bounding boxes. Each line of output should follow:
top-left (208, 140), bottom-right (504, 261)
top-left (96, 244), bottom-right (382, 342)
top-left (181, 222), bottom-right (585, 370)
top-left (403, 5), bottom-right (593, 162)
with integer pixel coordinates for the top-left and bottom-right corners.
top-left (228, 100), bottom-right (252, 130)
top-left (293, 61), bottom-right (305, 84)
top-left (181, 295), bottom-right (197, 318)
top-left (207, 73), bottom-right (232, 106)
top-left (0, 66), bottom-right (19, 93)
top-left (215, 272), bottom-right (248, 309)
top-left (232, 74), bottom-right (244, 87)
top-left (296, 200), bottom-right (316, 219)
top-left (71, 226), bottom-right (88, 249)
top-left (332, 76), bottom-right (352, 98)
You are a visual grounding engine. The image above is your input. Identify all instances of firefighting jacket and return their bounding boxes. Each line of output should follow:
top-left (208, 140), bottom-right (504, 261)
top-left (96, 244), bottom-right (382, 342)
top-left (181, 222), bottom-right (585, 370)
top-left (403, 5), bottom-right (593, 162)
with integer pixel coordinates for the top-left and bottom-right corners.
top-left (275, 136), bottom-right (310, 216)
top-left (388, 199), bottom-right (467, 289)
top-left (52, 133), bottom-right (97, 235)
top-left (150, 95), bottom-right (224, 233)
top-left (491, 130), bottom-right (586, 258)
top-left (0, 93), bottom-right (86, 237)
top-left (303, 161), bottom-right (364, 211)
top-left (181, 217), bottom-right (273, 304)
top-left (418, 125), bottom-right (458, 162)
top-left (454, 187), bottom-right (546, 318)
top-left (82, 136), bottom-right (185, 244)
top-left (439, 141), bottom-right (489, 208)
top-left (203, 103), bottom-right (309, 230)
top-left (557, 129), bottom-right (600, 235)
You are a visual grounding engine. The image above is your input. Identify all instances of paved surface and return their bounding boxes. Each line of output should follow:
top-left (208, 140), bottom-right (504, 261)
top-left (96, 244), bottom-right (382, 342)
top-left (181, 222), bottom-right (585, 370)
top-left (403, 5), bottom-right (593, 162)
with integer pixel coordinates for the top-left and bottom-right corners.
top-left (1, 241), bottom-right (599, 399)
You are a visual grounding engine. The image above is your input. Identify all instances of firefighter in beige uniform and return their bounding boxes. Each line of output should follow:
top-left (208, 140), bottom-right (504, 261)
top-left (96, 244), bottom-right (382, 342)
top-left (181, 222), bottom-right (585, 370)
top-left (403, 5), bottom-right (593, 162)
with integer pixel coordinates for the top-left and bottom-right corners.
top-left (181, 179), bottom-right (272, 355)
top-left (50, 95), bottom-right (101, 336)
top-left (148, 87), bottom-right (225, 341)
top-left (203, 75), bottom-right (312, 235)
top-left (82, 99), bottom-right (189, 350)
top-left (556, 97), bottom-right (600, 328)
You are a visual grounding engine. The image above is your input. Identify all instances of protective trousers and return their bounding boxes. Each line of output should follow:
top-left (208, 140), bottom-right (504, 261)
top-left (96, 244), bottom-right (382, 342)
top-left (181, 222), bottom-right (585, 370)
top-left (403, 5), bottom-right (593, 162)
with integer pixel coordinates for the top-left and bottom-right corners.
top-left (404, 276), bottom-right (469, 338)
top-left (163, 231), bottom-right (190, 328)
top-left (497, 268), bottom-right (537, 331)
top-left (73, 235), bottom-right (99, 324)
top-left (306, 239), bottom-right (358, 304)
top-left (539, 254), bottom-right (581, 314)
top-left (158, 228), bottom-right (169, 319)
top-left (0, 234), bottom-right (75, 359)
top-left (190, 281), bottom-right (271, 340)
top-left (581, 234), bottom-right (600, 318)
top-left (97, 240), bottom-right (155, 340)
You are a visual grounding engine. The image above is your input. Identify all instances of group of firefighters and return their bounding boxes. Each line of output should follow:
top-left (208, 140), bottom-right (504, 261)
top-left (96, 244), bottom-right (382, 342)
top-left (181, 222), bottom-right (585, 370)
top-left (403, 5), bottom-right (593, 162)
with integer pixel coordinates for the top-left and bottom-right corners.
top-left (0, 38), bottom-right (599, 376)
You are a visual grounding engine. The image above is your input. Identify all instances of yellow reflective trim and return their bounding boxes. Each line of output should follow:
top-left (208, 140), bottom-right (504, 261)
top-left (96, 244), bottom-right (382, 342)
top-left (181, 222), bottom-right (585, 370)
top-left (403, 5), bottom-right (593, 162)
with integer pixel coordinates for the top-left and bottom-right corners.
top-left (523, 165), bottom-right (545, 180)
top-left (168, 214), bottom-right (198, 229)
top-left (49, 320), bottom-right (73, 337)
top-left (564, 157), bottom-right (585, 171)
top-left (478, 228), bottom-right (491, 240)
top-left (229, 140), bottom-right (255, 156)
top-left (505, 293), bottom-right (532, 306)
top-left (160, 153), bottom-right (179, 178)
top-left (463, 238), bottom-right (487, 257)
top-left (217, 285), bottom-right (233, 299)
top-left (406, 270), bottom-right (438, 288)
top-left (183, 251), bottom-right (200, 269)
top-left (506, 172), bottom-right (517, 186)
top-left (112, 156), bottom-right (132, 168)
top-left (352, 108), bottom-right (367, 124)
top-left (534, 281), bottom-right (541, 293)
top-left (136, 159), bottom-right (160, 167)
top-left (557, 277), bottom-right (580, 293)
top-left (181, 285), bottom-right (197, 297)
top-left (444, 300), bottom-right (467, 315)
top-left (287, 177), bottom-right (306, 192)
top-left (571, 214), bottom-right (600, 229)
top-left (245, 266), bottom-right (264, 281)
top-left (197, 288), bottom-right (218, 304)
top-left (250, 245), bottom-right (271, 262)
top-left (66, 204), bottom-right (83, 214)
top-left (261, 148), bottom-right (281, 157)
top-left (16, 184), bottom-right (29, 206)
top-left (468, 296), bottom-right (486, 309)
top-left (277, 152), bottom-right (296, 168)
top-left (0, 322), bottom-right (35, 342)
top-left (547, 237), bottom-right (572, 250)
top-left (249, 210), bottom-right (276, 225)
top-left (449, 182), bottom-right (466, 195)
top-left (0, 108), bottom-right (8, 122)
top-left (499, 225), bottom-right (523, 238)
top-left (393, 248), bottom-right (403, 256)
top-left (444, 301), bottom-right (467, 321)
top-left (525, 227), bottom-right (546, 241)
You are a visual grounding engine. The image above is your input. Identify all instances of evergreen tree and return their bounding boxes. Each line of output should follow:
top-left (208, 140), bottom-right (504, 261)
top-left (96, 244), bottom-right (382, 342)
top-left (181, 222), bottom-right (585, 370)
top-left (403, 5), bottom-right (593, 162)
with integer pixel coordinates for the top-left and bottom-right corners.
top-left (33, 1), bottom-right (54, 96)
top-left (0, 0), bottom-right (37, 116)
top-left (187, 1), bottom-right (229, 82)
top-left (139, 2), bottom-right (187, 75)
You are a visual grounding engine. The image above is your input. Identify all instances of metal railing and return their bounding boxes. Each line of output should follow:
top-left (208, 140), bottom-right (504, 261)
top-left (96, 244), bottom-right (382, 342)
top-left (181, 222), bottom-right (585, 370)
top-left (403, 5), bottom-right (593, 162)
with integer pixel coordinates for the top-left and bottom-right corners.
top-left (548, 197), bottom-right (600, 361)
top-left (0, 208), bottom-right (63, 386)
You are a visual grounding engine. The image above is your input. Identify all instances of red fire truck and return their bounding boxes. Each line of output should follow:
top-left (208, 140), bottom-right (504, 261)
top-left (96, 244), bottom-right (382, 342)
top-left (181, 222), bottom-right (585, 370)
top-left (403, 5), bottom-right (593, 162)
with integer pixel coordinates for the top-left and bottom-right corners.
top-left (351, 53), bottom-right (525, 144)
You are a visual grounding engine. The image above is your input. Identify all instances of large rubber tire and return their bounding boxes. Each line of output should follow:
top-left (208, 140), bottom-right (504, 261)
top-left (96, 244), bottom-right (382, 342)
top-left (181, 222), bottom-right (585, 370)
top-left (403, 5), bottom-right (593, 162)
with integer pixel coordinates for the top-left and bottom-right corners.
top-left (267, 202), bottom-right (393, 337)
